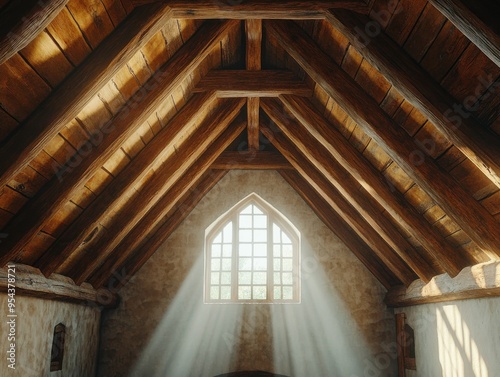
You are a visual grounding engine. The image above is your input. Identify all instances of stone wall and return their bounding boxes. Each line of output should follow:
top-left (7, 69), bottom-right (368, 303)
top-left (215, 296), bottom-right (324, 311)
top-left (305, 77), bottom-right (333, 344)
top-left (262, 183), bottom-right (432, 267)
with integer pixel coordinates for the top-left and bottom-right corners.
top-left (98, 170), bottom-right (396, 377)
top-left (0, 294), bottom-right (101, 376)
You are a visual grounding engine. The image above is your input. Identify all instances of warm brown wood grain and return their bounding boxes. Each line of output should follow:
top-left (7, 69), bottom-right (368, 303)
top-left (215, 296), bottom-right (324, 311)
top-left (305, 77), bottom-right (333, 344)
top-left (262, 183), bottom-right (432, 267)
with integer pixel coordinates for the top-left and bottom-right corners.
top-left (0, 264), bottom-right (118, 308)
top-left (266, 20), bottom-right (500, 259)
top-left (260, 119), bottom-right (416, 286)
top-left (326, 10), bottom-right (500, 190)
top-left (0, 0), bottom-right (69, 65)
top-left (211, 151), bottom-right (293, 170)
top-left (246, 19), bottom-right (262, 151)
top-left (280, 95), bottom-right (470, 276)
top-left (89, 170), bottom-right (227, 289)
top-left (0, 3), bottom-right (173, 190)
top-left (194, 70), bottom-right (313, 97)
top-left (67, 99), bottom-right (245, 284)
top-left (94, 117), bottom-right (247, 289)
top-left (262, 98), bottom-right (434, 282)
top-left (132, 0), bottom-right (369, 18)
top-left (280, 170), bottom-right (399, 289)
top-left (0, 20), bottom-right (237, 267)
top-left (34, 97), bottom-right (239, 277)
top-left (427, 0), bottom-right (500, 67)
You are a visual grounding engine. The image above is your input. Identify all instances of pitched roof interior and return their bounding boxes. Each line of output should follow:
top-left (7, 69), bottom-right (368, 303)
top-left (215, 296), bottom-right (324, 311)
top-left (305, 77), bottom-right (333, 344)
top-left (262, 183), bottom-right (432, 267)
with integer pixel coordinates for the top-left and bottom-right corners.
top-left (0, 0), bottom-right (498, 297)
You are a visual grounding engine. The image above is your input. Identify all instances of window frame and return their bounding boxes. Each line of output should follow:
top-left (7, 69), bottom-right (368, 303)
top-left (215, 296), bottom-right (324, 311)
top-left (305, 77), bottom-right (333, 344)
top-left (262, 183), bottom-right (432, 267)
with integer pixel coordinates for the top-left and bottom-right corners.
top-left (204, 194), bottom-right (300, 304)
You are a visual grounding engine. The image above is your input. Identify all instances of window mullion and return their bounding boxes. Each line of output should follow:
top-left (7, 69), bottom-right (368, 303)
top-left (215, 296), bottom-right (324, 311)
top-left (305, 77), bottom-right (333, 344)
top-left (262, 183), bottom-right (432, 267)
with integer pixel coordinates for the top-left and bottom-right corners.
top-left (267, 216), bottom-right (273, 302)
top-left (232, 218), bottom-right (238, 301)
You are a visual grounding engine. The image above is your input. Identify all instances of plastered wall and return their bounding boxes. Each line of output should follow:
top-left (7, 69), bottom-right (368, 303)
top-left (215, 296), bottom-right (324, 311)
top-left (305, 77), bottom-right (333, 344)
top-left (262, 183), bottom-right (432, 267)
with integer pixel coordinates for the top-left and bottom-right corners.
top-left (396, 298), bottom-right (500, 377)
top-left (98, 170), bottom-right (397, 377)
top-left (0, 294), bottom-right (101, 377)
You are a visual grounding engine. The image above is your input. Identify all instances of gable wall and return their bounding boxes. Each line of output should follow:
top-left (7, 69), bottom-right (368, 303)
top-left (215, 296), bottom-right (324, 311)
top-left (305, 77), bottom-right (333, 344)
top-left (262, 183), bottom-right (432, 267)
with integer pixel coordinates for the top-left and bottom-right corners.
top-left (98, 170), bottom-right (397, 377)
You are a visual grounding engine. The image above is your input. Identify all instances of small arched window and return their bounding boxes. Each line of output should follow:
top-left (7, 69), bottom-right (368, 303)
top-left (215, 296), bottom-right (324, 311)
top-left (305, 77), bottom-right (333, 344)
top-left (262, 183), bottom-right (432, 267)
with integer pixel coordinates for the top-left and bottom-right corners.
top-left (50, 323), bottom-right (65, 371)
top-left (205, 194), bottom-right (300, 303)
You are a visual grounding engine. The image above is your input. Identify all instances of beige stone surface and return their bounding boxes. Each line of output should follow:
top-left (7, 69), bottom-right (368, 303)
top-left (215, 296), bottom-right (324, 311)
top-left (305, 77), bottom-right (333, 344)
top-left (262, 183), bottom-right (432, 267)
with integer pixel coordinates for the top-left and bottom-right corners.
top-left (98, 170), bottom-right (396, 377)
top-left (0, 293), bottom-right (101, 376)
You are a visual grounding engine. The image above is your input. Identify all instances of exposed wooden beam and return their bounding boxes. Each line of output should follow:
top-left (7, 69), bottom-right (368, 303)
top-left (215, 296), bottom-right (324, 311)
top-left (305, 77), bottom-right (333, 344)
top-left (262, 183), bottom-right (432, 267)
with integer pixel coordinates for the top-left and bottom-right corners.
top-left (246, 19), bottom-right (262, 151)
top-left (193, 70), bottom-right (313, 98)
top-left (211, 151), bottom-right (293, 170)
top-left (427, 0), bottom-right (500, 67)
top-left (280, 170), bottom-right (399, 289)
top-left (266, 20), bottom-right (500, 259)
top-left (262, 98), bottom-right (436, 282)
top-left (326, 9), bottom-right (500, 189)
top-left (280, 95), bottom-right (470, 277)
top-left (0, 0), bottom-right (69, 65)
top-left (92, 118), bottom-right (247, 289)
top-left (0, 3), bottom-right (173, 189)
top-left (0, 20), bottom-right (238, 266)
top-left (133, 0), bottom-right (369, 18)
top-left (386, 261), bottom-right (500, 307)
top-left (67, 99), bottom-right (245, 284)
top-left (260, 120), bottom-right (417, 286)
top-left (88, 169), bottom-right (228, 288)
top-left (35, 98), bottom-right (244, 279)
top-left (0, 264), bottom-right (118, 308)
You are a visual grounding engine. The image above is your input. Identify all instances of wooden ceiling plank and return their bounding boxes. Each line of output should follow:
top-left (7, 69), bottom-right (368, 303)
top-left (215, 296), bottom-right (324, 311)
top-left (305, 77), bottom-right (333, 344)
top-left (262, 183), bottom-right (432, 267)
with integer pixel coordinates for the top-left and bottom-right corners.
top-left (194, 70), bottom-right (313, 97)
top-left (427, 0), bottom-right (499, 67)
top-left (266, 20), bottom-right (500, 259)
top-left (260, 119), bottom-right (416, 286)
top-left (246, 19), bottom-right (262, 151)
top-left (92, 118), bottom-right (247, 289)
top-left (211, 151), bottom-right (293, 170)
top-left (280, 169), bottom-right (399, 289)
top-left (326, 10), bottom-right (500, 190)
top-left (0, 263), bottom-right (118, 308)
top-left (132, 0), bottom-right (369, 18)
top-left (280, 95), bottom-right (470, 276)
top-left (0, 20), bottom-right (237, 267)
top-left (0, 3), bottom-right (173, 190)
top-left (88, 170), bottom-right (227, 289)
top-left (68, 99), bottom-right (245, 284)
top-left (0, 0), bottom-right (69, 65)
top-left (262, 98), bottom-right (435, 282)
top-left (32, 94), bottom-right (225, 277)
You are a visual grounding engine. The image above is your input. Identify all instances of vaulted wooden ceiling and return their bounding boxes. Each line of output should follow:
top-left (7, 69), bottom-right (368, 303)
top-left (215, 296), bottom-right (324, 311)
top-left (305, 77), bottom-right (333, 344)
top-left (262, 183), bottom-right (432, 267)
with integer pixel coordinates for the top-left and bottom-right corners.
top-left (0, 0), bottom-right (499, 303)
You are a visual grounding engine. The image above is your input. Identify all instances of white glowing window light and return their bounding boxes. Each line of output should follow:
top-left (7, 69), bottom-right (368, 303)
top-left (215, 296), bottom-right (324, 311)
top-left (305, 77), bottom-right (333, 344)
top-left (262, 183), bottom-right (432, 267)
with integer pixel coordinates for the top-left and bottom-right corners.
top-left (205, 195), bottom-right (300, 303)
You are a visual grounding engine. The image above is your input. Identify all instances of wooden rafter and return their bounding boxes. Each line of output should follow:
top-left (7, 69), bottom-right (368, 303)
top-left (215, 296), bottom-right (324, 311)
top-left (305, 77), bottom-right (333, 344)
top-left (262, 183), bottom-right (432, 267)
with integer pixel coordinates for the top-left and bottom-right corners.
top-left (246, 19), bottom-right (262, 151)
top-left (35, 98), bottom-right (244, 278)
top-left (280, 95), bottom-right (470, 276)
top-left (280, 170), bottom-right (400, 289)
top-left (88, 169), bottom-right (227, 288)
top-left (193, 70), bottom-right (312, 97)
top-left (211, 151), bottom-right (293, 170)
top-left (262, 98), bottom-right (436, 282)
top-left (0, 264), bottom-right (118, 308)
top-left (427, 0), bottom-right (500, 67)
top-left (91, 117), bottom-right (247, 289)
top-left (0, 3), bottom-right (173, 190)
top-left (0, 0), bottom-right (69, 65)
top-left (266, 20), bottom-right (500, 259)
top-left (132, 0), bottom-right (369, 18)
top-left (260, 119), bottom-right (417, 286)
top-left (0, 19), bottom-right (238, 266)
top-left (67, 99), bottom-right (245, 284)
top-left (326, 9), bottom-right (500, 189)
